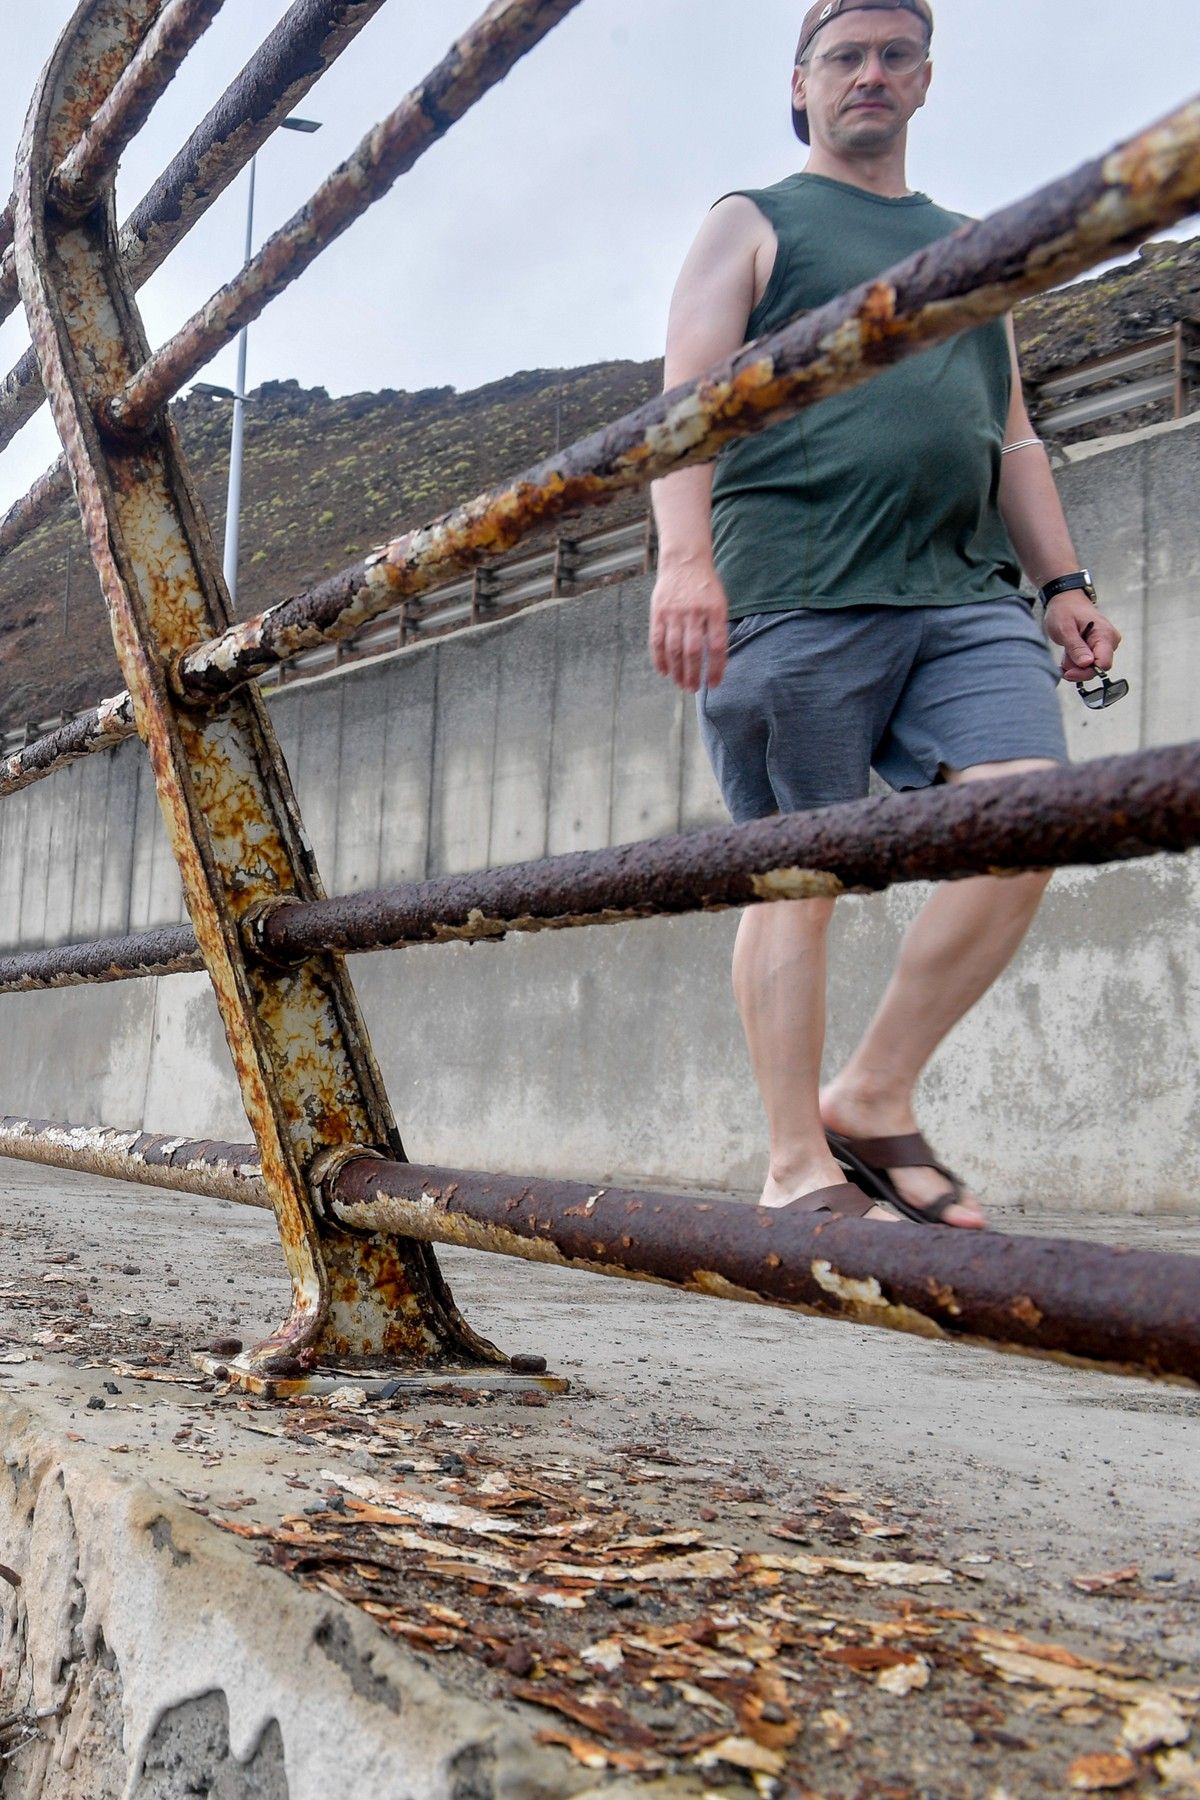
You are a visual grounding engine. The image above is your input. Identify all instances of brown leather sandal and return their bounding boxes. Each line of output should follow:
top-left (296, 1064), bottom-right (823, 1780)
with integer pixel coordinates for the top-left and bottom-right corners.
top-left (780, 1181), bottom-right (882, 1219)
top-left (826, 1132), bottom-right (973, 1228)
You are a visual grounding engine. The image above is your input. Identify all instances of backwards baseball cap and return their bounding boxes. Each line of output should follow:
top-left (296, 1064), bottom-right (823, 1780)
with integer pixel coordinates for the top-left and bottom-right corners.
top-left (792, 0), bottom-right (934, 143)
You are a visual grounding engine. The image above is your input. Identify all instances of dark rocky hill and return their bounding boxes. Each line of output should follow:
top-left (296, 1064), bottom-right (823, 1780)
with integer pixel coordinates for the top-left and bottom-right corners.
top-left (1015, 237), bottom-right (1200, 379)
top-left (1, 230), bottom-right (1197, 733)
top-left (0, 358), bottom-right (660, 731)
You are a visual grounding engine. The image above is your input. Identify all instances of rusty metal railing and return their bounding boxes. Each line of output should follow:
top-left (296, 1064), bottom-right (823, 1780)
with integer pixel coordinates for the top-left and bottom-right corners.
top-left (0, 1118), bottom-right (1194, 1388)
top-left (0, 0), bottom-right (390, 460)
top-left (0, 743), bottom-right (1193, 995)
top-left (2, 0), bottom-right (1199, 1395)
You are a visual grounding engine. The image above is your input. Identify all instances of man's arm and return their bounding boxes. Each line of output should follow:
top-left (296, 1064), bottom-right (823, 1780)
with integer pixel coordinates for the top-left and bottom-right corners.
top-left (650, 199), bottom-right (770, 692)
top-left (998, 319), bottom-right (1122, 683)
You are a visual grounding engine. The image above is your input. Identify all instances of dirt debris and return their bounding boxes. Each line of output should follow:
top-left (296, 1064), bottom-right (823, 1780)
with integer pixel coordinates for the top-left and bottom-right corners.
top-left (0, 1167), bottom-right (1197, 1796)
top-left (186, 1395), bottom-right (1195, 1796)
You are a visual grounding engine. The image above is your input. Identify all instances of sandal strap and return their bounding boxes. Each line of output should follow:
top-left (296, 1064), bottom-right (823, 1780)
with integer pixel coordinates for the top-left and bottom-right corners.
top-left (839, 1131), bottom-right (961, 1185)
top-left (782, 1182), bottom-right (876, 1220)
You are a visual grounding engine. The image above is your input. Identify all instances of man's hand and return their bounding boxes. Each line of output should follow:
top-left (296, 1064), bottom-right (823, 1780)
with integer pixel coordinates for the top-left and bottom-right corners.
top-left (1044, 592), bottom-right (1122, 683)
top-left (650, 555), bottom-right (729, 692)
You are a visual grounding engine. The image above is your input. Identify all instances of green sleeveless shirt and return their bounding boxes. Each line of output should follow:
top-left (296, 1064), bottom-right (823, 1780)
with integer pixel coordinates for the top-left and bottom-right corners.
top-left (711, 173), bottom-right (1022, 618)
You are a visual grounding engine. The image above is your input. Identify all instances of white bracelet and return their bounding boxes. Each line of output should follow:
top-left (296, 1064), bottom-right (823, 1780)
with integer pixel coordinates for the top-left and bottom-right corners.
top-left (1001, 437), bottom-right (1043, 456)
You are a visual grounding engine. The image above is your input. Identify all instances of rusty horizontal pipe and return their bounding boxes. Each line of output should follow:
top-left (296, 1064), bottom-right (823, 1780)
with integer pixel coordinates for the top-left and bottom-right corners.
top-left (252, 743), bottom-right (1200, 957)
top-left (0, 743), bottom-right (1193, 997)
top-left (120, 0), bottom-right (391, 287)
top-left (0, 1117), bottom-right (268, 1208)
top-left (106, 0), bottom-right (587, 438)
top-left (0, 0), bottom-right (389, 464)
top-left (0, 347), bottom-right (46, 467)
top-left (0, 691), bottom-right (135, 802)
top-left (6, 91), bottom-right (1199, 659)
top-left (0, 925), bottom-right (200, 995)
top-left (172, 92), bottom-right (1200, 695)
top-left (0, 456), bottom-right (71, 560)
top-left (330, 1162), bottom-right (1200, 1387)
top-left (0, 1114), bottom-right (1194, 1384)
top-left (52, 0), bottom-right (228, 215)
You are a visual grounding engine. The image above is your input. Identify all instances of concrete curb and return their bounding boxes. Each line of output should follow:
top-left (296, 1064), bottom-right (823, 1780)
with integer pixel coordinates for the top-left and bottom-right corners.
top-left (0, 1397), bottom-right (601, 1799)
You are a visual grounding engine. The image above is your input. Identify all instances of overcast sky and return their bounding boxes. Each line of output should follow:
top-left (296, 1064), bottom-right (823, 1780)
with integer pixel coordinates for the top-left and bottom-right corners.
top-left (0, 0), bottom-right (1196, 511)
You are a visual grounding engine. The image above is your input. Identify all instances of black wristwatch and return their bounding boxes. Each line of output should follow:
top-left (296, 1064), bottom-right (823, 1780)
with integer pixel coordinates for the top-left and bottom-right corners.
top-left (1039, 570), bottom-right (1097, 606)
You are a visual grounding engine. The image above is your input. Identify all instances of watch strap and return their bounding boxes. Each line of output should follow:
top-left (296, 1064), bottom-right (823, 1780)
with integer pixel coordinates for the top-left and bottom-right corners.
top-left (1039, 571), bottom-right (1096, 605)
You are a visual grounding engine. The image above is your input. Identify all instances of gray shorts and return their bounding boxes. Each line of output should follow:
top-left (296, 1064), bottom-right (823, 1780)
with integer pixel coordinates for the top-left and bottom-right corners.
top-left (698, 598), bottom-right (1068, 823)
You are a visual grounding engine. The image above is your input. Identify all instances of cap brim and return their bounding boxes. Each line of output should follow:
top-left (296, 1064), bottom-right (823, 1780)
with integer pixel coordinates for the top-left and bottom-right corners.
top-left (792, 102), bottom-right (810, 144)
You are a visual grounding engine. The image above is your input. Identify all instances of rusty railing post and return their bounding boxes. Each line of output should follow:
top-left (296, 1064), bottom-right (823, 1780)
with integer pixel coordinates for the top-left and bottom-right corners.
top-left (13, 0), bottom-right (505, 1395)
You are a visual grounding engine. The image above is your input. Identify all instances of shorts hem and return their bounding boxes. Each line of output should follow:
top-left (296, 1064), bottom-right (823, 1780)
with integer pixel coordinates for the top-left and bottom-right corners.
top-left (883, 746), bottom-right (1069, 792)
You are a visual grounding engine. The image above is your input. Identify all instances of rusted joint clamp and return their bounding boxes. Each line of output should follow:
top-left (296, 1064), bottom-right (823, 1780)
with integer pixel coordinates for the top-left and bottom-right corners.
top-left (162, 646), bottom-right (227, 711)
top-left (46, 169), bottom-right (102, 225)
top-left (93, 393), bottom-right (154, 449)
top-left (241, 895), bottom-right (306, 969)
top-left (309, 1143), bottom-right (387, 1221)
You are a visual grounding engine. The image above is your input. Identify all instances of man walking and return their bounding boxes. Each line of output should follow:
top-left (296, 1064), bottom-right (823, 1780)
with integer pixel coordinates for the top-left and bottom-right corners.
top-left (649, 0), bottom-right (1122, 1226)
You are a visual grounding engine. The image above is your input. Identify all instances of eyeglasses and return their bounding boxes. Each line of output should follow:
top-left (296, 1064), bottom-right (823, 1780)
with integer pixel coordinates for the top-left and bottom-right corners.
top-left (1077, 666), bottom-right (1130, 710)
top-left (1076, 622), bottom-right (1129, 709)
top-left (810, 40), bottom-right (929, 78)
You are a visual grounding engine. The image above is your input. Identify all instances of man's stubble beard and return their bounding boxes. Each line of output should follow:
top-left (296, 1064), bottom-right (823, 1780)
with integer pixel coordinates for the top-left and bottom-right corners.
top-left (824, 105), bottom-right (906, 157)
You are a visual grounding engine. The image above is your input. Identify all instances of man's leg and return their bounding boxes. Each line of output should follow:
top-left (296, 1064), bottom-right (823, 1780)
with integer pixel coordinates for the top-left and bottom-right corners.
top-left (821, 759), bottom-right (1057, 1226)
top-left (735, 895), bottom-right (894, 1220)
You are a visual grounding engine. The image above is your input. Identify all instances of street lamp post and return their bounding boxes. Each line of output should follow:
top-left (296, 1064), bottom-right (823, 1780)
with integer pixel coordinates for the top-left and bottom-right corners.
top-left (221, 116), bottom-right (322, 605)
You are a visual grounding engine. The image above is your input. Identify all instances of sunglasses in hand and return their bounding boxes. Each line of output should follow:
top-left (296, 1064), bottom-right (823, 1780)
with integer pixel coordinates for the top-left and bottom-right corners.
top-left (1076, 621), bottom-right (1129, 711)
top-left (1077, 666), bottom-right (1130, 710)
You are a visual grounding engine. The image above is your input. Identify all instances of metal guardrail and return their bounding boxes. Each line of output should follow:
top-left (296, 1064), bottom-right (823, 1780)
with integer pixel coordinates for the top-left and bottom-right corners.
top-left (265, 512), bottom-right (657, 688)
top-left (1034, 323), bottom-right (1197, 437)
top-left (2, 1), bottom-right (1200, 1395)
top-left (0, 513), bottom-right (655, 757)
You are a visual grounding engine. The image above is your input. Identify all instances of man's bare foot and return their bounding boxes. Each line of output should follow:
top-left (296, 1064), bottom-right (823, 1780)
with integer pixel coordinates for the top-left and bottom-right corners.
top-left (819, 1085), bottom-right (988, 1229)
top-left (759, 1161), bottom-right (898, 1224)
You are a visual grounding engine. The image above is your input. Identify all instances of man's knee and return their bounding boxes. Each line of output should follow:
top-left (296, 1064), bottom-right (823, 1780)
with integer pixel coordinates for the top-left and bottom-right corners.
top-left (1013, 865), bottom-right (1054, 899)
top-left (966, 866), bottom-right (1054, 918)
top-left (739, 894), bottom-right (837, 945)
top-left (942, 756), bottom-right (1062, 786)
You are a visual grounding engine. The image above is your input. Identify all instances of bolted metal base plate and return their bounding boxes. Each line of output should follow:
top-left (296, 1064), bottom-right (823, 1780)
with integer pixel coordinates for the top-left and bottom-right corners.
top-left (192, 1352), bottom-right (569, 1401)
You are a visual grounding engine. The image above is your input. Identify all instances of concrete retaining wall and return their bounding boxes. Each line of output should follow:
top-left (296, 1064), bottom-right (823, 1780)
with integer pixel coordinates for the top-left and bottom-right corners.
top-left (0, 414), bottom-right (1196, 1211)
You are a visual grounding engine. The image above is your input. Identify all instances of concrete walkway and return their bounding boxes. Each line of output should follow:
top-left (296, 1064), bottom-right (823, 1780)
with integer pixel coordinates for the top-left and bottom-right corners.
top-left (0, 1162), bottom-right (1196, 1796)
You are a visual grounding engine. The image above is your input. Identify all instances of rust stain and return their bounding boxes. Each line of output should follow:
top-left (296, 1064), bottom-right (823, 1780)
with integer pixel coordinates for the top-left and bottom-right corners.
top-left (927, 1279), bottom-right (964, 1318)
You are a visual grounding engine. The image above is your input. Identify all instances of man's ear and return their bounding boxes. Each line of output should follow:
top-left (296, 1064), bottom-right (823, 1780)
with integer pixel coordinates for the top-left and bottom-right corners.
top-left (792, 63), bottom-right (808, 111)
top-left (915, 57), bottom-right (933, 111)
